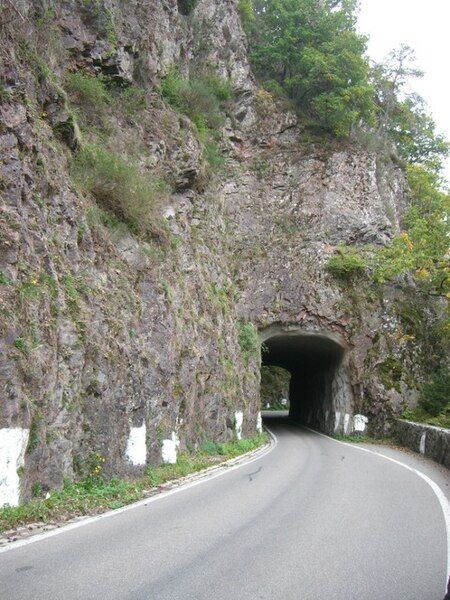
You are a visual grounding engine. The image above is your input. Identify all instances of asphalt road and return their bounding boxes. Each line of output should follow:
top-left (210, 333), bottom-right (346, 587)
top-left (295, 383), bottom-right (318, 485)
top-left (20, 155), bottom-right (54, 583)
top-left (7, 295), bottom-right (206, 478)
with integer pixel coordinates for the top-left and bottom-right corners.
top-left (0, 414), bottom-right (448, 600)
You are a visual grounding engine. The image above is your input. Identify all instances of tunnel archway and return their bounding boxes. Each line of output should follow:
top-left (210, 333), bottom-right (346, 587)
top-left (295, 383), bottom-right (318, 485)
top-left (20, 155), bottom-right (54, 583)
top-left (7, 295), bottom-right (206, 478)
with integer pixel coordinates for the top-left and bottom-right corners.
top-left (260, 325), bottom-right (352, 434)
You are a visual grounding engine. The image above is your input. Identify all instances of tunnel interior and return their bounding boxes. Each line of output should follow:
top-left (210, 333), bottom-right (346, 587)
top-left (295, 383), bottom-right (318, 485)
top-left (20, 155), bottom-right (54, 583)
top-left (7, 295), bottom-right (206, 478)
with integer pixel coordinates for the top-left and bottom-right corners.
top-left (261, 329), bottom-right (348, 432)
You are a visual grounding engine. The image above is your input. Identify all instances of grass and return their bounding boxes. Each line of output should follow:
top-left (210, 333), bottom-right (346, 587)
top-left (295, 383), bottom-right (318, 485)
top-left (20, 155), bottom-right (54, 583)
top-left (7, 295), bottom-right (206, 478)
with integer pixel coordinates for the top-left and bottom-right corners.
top-left (161, 69), bottom-right (231, 131)
top-left (326, 245), bottom-right (367, 279)
top-left (65, 70), bottom-right (147, 129)
top-left (0, 433), bottom-right (268, 533)
top-left (71, 144), bottom-right (170, 241)
top-left (402, 407), bottom-right (450, 429)
top-left (177, 0), bottom-right (199, 15)
top-left (0, 270), bottom-right (11, 285)
top-left (161, 69), bottom-right (232, 168)
top-left (237, 322), bottom-right (260, 361)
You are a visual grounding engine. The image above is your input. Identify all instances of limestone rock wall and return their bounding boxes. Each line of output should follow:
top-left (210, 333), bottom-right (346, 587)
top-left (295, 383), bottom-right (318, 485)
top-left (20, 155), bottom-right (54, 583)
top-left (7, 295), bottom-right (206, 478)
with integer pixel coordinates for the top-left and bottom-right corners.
top-left (0, 0), bottom-right (437, 505)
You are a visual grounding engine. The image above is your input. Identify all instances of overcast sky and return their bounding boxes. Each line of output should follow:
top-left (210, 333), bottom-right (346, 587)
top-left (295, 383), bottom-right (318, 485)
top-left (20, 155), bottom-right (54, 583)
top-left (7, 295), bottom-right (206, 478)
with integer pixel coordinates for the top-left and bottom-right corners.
top-left (357, 0), bottom-right (450, 181)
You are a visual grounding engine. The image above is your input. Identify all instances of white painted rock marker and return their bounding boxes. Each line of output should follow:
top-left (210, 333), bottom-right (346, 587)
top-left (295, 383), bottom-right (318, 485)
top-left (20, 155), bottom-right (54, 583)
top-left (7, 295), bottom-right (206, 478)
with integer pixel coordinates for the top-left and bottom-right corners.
top-left (343, 414), bottom-right (350, 434)
top-left (234, 411), bottom-right (244, 440)
top-left (162, 432), bottom-right (180, 464)
top-left (419, 432), bottom-right (426, 455)
top-left (334, 411), bottom-right (341, 432)
top-left (354, 414), bottom-right (369, 433)
top-left (0, 427), bottom-right (29, 507)
top-left (125, 422), bottom-right (147, 466)
top-left (256, 412), bottom-right (263, 434)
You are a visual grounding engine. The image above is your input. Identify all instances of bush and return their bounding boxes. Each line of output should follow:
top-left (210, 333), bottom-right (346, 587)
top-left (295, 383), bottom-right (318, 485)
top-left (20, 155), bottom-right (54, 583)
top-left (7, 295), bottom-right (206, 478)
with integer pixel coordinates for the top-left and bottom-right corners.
top-left (238, 0), bottom-right (254, 30)
top-left (249, 0), bottom-right (375, 136)
top-left (161, 69), bottom-right (231, 131)
top-left (65, 71), bottom-right (111, 126)
top-left (65, 71), bottom-right (109, 106)
top-left (71, 144), bottom-right (170, 240)
top-left (162, 69), bottom-right (231, 168)
top-left (237, 322), bottom-right (260, 361)
top-left (177, 0), bottom-right (199, 15)
top-left (420, 371), bottom-right (450, 416)
top-left (326, 245), bottom-right (367, 279)
top-left (120, 86), bottom-right (147, 115)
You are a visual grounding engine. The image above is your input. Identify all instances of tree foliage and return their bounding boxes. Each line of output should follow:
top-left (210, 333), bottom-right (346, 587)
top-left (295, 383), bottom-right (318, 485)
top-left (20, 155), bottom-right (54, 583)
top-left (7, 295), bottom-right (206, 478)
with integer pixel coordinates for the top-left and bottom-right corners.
top-left (371, 46), bottom-right (449, 169)
top-left (248, 0), bottom-right (375, 136)
top-left (374, 166), bottom-right (449, 296)
top-left (367, 49), bottom-right (449, 297)
top-left (420, 370), bottom-right (450, 417)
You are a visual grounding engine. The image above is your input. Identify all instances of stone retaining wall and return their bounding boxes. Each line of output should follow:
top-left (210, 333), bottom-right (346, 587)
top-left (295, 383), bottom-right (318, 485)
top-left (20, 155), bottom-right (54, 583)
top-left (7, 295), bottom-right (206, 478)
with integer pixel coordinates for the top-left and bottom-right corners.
top-left (395, 420), bottom-right (450, 469)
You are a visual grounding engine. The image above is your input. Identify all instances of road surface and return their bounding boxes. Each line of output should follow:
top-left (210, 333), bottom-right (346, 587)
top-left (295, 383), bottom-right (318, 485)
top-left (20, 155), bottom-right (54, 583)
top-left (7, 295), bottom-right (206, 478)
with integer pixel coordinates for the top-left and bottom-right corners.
top-left (0, 414), bottom-right (448, 599)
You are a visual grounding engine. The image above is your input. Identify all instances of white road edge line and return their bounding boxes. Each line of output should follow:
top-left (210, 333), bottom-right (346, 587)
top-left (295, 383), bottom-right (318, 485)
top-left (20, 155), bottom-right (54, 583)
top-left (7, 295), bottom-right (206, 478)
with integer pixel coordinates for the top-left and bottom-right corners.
top-left (306, 426), bottom-right (450, 590)
top-left (0, 429), bottom-right (277, 555)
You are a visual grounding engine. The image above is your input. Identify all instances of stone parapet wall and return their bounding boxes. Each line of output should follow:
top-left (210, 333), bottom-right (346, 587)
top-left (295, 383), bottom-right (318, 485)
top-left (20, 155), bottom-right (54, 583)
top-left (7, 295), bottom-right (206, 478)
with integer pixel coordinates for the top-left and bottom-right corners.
top-left (395, 420), bottom-right (450, 469)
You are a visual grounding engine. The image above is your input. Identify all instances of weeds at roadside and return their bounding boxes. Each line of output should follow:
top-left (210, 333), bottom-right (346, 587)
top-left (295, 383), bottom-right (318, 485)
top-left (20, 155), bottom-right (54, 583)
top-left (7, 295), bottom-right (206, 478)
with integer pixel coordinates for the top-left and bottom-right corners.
top-left (0, 433), bottom-right (268, 533)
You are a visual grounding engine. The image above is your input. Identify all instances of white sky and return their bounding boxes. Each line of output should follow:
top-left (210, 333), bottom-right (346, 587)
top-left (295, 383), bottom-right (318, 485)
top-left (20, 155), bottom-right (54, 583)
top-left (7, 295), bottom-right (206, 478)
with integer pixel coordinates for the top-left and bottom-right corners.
top-left (357, 0), bottom-right (450, 181)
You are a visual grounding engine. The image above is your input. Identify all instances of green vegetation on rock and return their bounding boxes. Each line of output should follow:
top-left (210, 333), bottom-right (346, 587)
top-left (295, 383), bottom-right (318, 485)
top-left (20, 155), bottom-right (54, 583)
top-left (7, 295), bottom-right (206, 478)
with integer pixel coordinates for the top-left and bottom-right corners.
top-left (248, 0), bottom-right (375, 136)
top-left (161, 69), bottom-right (232, 131)
top-left (378, 357), bottom-right (403, 393)
top-left (420, 370), bottom-right (450, 417)
top-left (326, 245), bottom-right (367, 279)
top-left (177, 0), bottom-right (199, 16)
top-left (161, 69), bottom-right (232, 167)
top-left (237, 322), bottom-right (261, 361)
top-left (71, 144), bottom-right (170, 241)
top-left (374, 166), bottom-right (449, 296)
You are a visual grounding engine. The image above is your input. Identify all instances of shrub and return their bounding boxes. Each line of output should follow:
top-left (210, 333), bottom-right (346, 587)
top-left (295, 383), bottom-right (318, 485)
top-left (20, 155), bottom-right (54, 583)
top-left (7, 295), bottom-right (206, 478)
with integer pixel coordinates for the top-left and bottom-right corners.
top-left (238, 0), bottom-right (254, 30)
top-left (237, 322), bottom-right (260, 361)
top-left (71, 144), bottom-right (170, 240)
top-left (326, 245), bottom-right (367, 279)
top-left (161, 69), bottom-right (231, 131)
top-left (119, 86), bottom-right (147, 116)
top-left (65, 71), bottom-right (109, 106)
top-left (65, 71), bottom-right (111, 126)
top-left (177, 0), bottom-right (199, 16)
top-left (200, 133), bottom-right (226, 168)
top-left (161, 69), bottom-right (231, 169)
top-left (420, 371), bottom-right (450, 416)
top-left (0, 270), bottom-right (10, 285)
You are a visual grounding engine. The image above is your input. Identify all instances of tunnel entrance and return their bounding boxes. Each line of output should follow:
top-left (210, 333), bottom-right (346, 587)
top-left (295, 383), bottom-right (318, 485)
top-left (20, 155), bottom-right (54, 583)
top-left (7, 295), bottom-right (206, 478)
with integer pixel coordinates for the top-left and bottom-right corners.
top-left (260, 325), bottom-right (350, 434)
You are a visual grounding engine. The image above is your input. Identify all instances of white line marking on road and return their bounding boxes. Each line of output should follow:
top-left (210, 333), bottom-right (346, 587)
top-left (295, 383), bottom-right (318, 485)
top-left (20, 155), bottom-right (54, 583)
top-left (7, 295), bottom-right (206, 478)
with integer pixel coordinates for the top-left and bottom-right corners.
top-left (0, 430), bottom-right (277, 555)
top-left (306, 426), bottom-right (450, 590)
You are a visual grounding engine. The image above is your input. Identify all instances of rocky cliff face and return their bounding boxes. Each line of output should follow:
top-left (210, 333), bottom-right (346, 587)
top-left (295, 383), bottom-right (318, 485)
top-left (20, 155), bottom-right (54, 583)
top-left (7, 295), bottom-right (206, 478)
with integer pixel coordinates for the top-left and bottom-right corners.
top-left (0, 0), bottom-right (437, 505)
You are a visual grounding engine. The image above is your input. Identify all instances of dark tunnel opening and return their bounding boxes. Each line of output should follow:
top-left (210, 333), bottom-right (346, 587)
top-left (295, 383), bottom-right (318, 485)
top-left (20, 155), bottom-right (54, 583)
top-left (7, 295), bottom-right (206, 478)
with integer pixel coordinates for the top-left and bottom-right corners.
top-left (260, 327), bottom-right (348, 433)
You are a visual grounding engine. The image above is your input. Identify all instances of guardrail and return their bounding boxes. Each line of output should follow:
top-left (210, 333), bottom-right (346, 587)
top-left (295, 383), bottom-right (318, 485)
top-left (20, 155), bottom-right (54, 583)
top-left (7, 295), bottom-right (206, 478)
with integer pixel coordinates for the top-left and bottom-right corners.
top-left (395, 419), bottom-right (449, 469)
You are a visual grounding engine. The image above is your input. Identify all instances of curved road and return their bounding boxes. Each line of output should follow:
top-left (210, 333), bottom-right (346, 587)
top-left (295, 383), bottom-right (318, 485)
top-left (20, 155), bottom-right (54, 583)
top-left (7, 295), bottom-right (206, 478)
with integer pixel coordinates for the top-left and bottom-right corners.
top-left (0, 414), bottom-right (448, 599)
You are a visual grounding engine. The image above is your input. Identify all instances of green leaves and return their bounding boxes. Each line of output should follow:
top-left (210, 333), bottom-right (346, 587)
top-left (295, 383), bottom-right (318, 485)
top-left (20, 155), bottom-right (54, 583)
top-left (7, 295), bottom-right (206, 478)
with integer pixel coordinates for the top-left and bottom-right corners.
top-left (249, 0), bottom-right (374, 136)
top-left (374, 166), bottom-right (449, 295)
top-left (326, 245), bottom-right (367, 279)
top-left (371, 46), bottom-right (449, 170)
top-left (237, 322), bottom-right (261, 361)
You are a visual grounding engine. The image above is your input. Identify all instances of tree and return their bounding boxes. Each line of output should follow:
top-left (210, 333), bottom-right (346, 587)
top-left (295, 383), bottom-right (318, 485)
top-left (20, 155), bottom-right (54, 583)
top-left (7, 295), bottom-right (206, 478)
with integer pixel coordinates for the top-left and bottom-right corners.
top-left (374, 165), bottom-right (449, 296)
top-left (249, 0), bottom-right (375, 136)
top-left (371, 46), bottom-right (449, 169)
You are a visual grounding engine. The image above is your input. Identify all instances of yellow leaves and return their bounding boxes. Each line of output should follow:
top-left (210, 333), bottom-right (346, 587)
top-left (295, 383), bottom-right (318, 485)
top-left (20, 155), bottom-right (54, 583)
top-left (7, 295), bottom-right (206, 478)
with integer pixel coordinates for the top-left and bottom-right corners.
top-left (415, 268), bottom-right (429, 279)
top-left (401, 231), bottom-right (414, 251)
